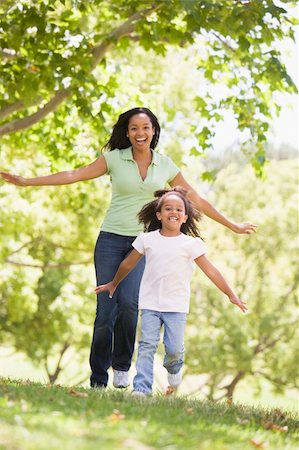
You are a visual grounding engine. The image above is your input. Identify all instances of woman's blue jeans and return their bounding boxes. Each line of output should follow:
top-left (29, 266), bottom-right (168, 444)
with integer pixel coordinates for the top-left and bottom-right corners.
top-left (133, 309), bottom-right (187, 395)
top-left (90, 231), bottom-right (145, 387)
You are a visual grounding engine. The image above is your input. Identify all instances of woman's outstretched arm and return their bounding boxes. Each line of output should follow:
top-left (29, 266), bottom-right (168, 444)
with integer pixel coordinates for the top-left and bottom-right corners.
top-left (0, 155), bottom-right (108, 186)
top-left (170, 171), bottom-right (257, 234)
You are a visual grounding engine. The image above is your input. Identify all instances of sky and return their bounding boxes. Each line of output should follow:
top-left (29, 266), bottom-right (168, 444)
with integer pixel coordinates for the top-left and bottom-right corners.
top-left (211, 35), bottom-right (298, 152)
top-left (211, 6), bottom-right (298, 152)
top-left (270, 35), bottom-right (298, 148)
top-left (273, 2), bottom-right (298, 148)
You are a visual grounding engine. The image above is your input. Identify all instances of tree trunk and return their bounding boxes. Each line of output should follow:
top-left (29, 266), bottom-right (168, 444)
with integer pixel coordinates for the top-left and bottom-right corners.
top-left (45, 341), bottom-right (71, 384)
top-left (225, 370), bottom-right (245, 400)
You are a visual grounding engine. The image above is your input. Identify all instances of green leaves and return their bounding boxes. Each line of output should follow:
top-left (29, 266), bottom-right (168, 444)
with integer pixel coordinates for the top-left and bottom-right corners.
top-left (0, 0), bottom-right (296, 175)
top-left (0, 162), bottom-right (109, 374)
top-left (186, 159), bottom-right (298, 399)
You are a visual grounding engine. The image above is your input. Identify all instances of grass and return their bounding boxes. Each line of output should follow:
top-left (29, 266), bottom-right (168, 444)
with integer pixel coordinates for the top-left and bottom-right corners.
top-left (0, 378), bottom-right (298, 450)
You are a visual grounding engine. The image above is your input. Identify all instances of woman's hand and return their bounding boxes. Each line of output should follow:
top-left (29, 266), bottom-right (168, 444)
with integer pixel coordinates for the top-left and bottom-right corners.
top-left (94, 282), bottom-right (116, 299)
top-left (229, 294), bottom-right (248, 313)
top-left (170, 173), bottom-right (257, 234)
top-left (0, 172), bottom-right (28, 186)
top-left (230, 222), bottom-right (257, 234)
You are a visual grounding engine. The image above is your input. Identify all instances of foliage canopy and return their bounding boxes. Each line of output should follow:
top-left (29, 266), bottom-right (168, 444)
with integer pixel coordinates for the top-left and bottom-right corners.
top-left (0, 0), bottom-right (297, 173)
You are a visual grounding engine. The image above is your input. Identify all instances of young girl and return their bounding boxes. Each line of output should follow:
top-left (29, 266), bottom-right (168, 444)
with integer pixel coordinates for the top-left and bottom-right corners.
top-left (95, 187), bottom-right (247, 397)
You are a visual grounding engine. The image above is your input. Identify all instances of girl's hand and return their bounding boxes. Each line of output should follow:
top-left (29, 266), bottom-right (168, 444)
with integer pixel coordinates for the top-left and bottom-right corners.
top-left (94, 282), bottom-right (116, 299)
top-left (229, 295), bottom-right (248, 313)
top-left (0, 172), bottom-right (28, 186)
top-left (231, 222), bottom-right (257, 234)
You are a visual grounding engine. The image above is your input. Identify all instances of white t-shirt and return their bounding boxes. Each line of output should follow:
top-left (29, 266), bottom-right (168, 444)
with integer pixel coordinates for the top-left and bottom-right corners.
top-left (132, 230), bottom-right (207, 313)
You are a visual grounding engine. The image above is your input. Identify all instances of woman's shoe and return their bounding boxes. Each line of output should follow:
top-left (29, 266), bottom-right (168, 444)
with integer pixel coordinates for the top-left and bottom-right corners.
top-left (113, 369), bottom-right (129, 388)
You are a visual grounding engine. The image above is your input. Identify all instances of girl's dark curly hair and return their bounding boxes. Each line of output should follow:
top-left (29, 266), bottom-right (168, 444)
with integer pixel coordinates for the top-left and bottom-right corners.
top-left (138, 187), bottom-right (203, 238)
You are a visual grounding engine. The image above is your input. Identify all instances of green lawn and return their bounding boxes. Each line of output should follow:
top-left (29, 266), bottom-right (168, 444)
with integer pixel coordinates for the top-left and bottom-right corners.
top-left (0, 378), bottom-right (298, 450)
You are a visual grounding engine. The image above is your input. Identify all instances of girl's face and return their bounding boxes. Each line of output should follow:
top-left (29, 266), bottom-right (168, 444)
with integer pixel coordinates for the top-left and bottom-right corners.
top-left (127, 114), bottom-right (155, 151)
top-left (156, 194), bottom-right (188, 235)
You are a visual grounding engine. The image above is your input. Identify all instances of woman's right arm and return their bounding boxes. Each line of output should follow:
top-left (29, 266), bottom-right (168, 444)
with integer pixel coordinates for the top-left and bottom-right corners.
top-left (0, 155), bottom-right (108, 186)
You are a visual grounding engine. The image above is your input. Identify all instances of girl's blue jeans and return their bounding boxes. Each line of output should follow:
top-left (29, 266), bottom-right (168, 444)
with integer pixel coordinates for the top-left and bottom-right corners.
top-left (133, 309), bottom-right (187, 395)
top-left (90, 231), bottom-right (145, 387)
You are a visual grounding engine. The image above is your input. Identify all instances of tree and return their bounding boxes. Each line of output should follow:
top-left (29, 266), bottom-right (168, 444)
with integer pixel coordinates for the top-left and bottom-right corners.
top-left (0, 152), bottom-right (110, 383)
top-left (0, 0), bottom-right (298, 385)
top-left (185, 159), bottom-right (298, 400)
top-left (0, 0), bottom-right (297, 174)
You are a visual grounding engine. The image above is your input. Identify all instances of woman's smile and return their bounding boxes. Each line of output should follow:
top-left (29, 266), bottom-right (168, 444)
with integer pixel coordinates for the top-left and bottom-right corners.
top-left (127, 113), bottom-right (155, 150)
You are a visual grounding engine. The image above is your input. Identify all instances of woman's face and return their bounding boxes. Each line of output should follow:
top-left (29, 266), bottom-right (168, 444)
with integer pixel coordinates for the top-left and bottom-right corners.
top-left (127, 113), bottom-right (155, 151)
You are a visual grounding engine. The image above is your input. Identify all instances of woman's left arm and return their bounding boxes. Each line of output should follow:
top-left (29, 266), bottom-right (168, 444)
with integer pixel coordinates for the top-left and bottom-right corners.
top-left (169, 172), bottom-right (257, 234)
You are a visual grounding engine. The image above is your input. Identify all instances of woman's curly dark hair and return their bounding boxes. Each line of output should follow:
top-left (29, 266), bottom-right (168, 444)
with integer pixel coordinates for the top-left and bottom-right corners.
top-left (103, 107), bottom-right (160, 151)
top-left (138, 186), bottom-right (203, 238)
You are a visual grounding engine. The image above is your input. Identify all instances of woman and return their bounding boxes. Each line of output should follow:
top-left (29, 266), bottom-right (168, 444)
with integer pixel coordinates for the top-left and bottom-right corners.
top-left (0, 107), bottom-right (257, 388)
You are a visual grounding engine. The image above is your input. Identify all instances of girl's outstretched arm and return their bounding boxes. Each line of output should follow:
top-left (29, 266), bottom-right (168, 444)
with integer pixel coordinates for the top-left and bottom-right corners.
top-left (0, 155), bottom-right (108, 186)
top-left (94, 249), bottom-right (143, 298)
top-left (169, 172), bottom-right (257, 234)
top-left (195, 254), bottom-right (247, 313)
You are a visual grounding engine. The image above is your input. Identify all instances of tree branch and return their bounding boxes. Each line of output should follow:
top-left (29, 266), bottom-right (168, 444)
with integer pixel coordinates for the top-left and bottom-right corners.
top-left (252, 370), bottom-right (298, 389)
top-left (278, 277), bottom-right (299, 308)
top-left (5, 258), bottom-right (91, 269)
top-left (74, 374), bottom-right (90, 386)
top-left (220, 370), bottom-right (245, 399)
top-left (0, 101), bottom-right (26, 120)
top-left (254, 320), bottom-right (298, 355)
top-left (92, 4), bottom-right (161, 65)
top-left (210, 31), bottom-right (237, 53)
top-left (0, 97), bottom-right (42, 120)
top-left (45, 340), bottom-right (71, 384)
top-left (5, 239), bottom-right (35, 257)
top-left (5, 237), bottom-right (89, 256)
top-left (0, 89), bottom-right (70, 136)
top-left (3, 238), bottom-right (91, 268)
top-left (0, 4), bottom-right (163, 137)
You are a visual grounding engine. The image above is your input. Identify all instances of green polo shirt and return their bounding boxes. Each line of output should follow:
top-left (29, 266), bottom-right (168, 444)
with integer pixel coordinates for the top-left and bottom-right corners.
top-left (101, 147), bottom-right (180, 236)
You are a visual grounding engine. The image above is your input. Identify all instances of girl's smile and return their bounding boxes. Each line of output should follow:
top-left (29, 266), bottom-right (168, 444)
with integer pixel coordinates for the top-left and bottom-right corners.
top-left (156, 194), bottom-right (188, 236)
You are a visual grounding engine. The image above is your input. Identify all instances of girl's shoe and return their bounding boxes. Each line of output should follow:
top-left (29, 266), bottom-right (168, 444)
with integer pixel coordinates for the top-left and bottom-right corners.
top-left (166, 370), bottom-right (182, 395)
top-left (167, 370), bottom-right (182, 387)
top-left (131, 390), bottom-right (147, 398)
